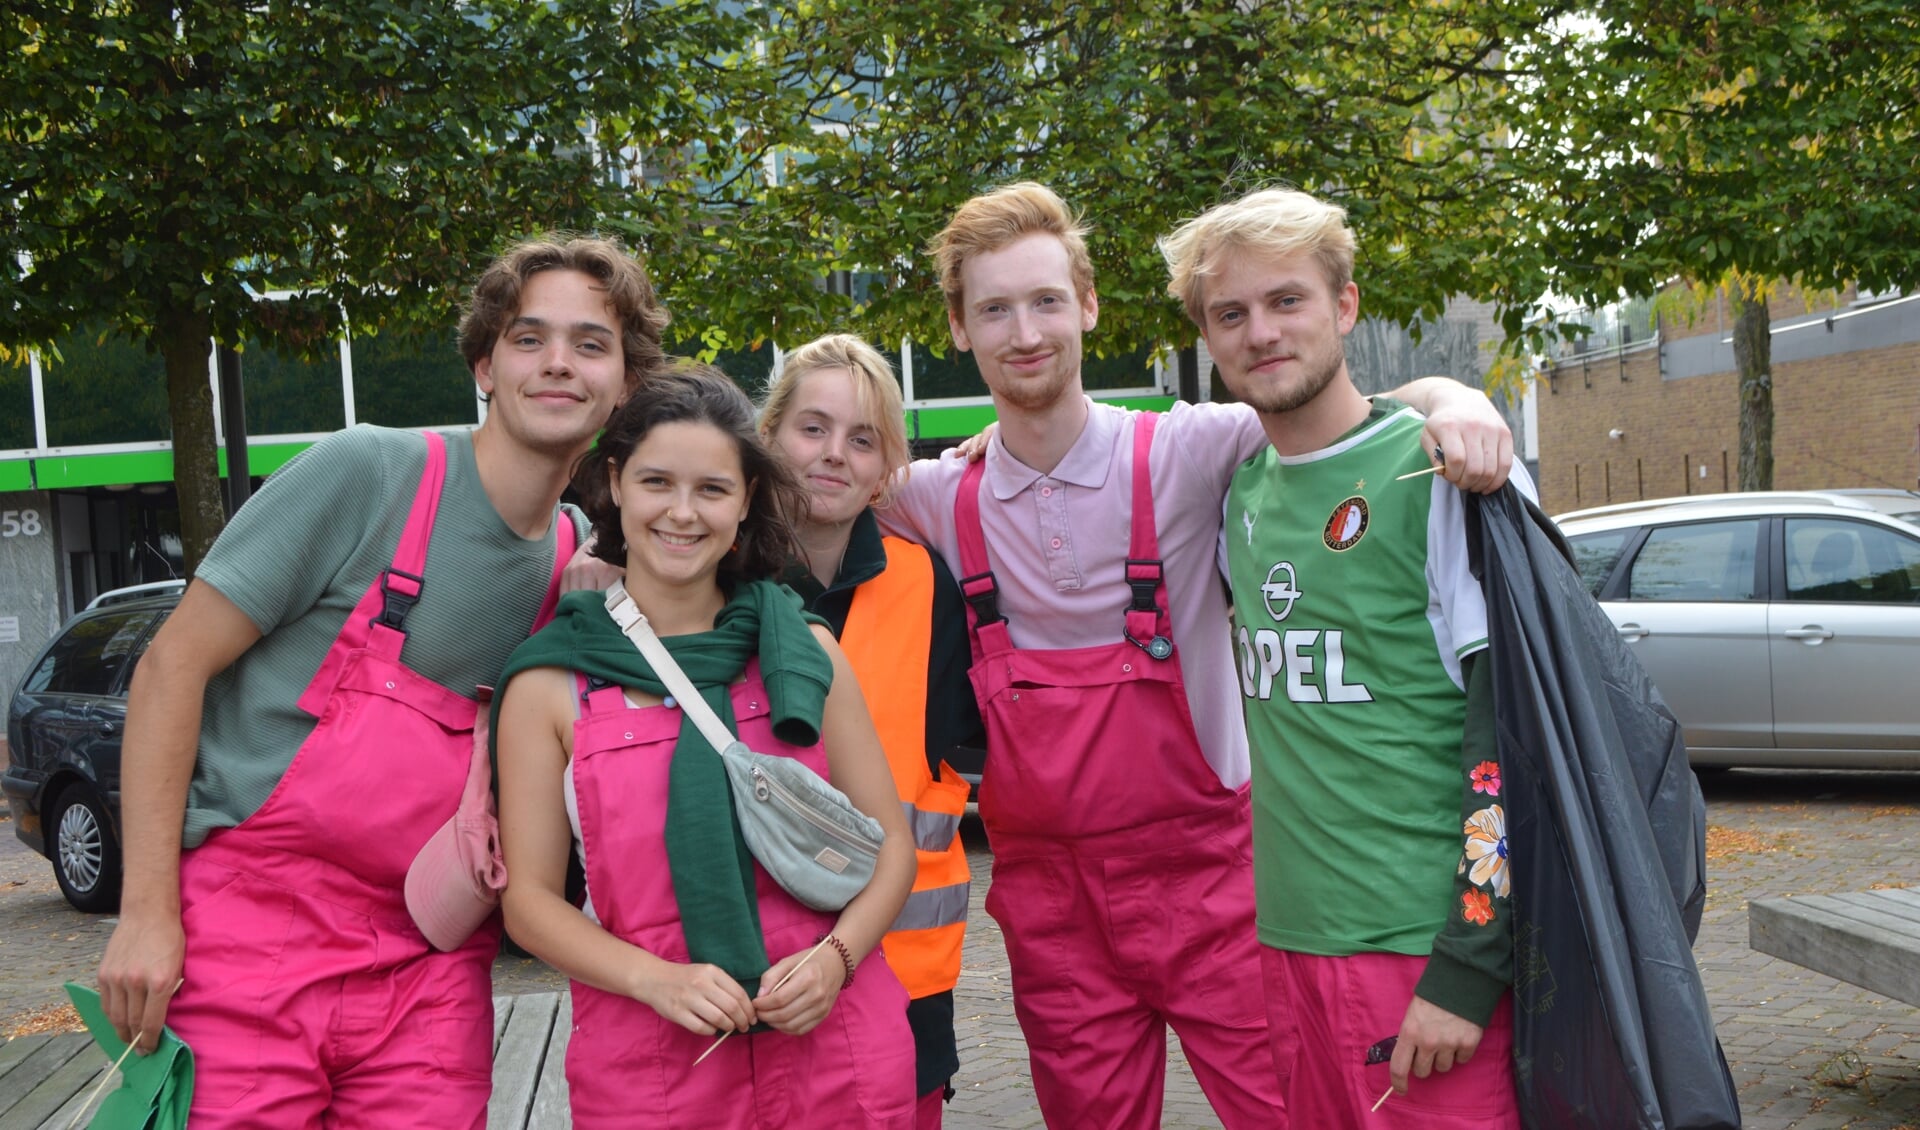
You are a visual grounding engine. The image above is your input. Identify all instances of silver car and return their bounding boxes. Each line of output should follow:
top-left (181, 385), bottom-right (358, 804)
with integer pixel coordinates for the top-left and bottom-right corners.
top-left (1555, 490), bottom-right (1920, 769)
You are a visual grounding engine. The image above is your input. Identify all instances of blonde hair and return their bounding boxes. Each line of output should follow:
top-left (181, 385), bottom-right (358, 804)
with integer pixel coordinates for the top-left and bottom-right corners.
top-left (761, 334), bottom-right (910, 507)
top-left (926, 183), bottom-right (1095, 314)
top-left (1158, 189), bottom-right (1357, 326)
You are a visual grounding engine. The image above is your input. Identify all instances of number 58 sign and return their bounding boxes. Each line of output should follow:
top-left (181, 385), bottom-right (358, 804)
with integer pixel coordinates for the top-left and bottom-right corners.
top-left (2, 510), bottom-right (43, 537)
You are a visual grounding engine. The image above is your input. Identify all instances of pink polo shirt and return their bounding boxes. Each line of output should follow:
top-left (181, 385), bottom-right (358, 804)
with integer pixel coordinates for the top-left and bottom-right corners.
top-left (878, 397), bottom-right (1268, 789)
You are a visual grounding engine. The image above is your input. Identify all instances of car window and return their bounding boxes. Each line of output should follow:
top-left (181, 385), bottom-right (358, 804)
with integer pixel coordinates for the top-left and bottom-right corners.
top-left (20, 609), bottom-right (164, 696)
top-left (1785, 519), bottom-right (1920, 603)
top-left (1626, 519), bottom-right (1760, 602)
top-left (1567, 530), bottom-right (1633, 596)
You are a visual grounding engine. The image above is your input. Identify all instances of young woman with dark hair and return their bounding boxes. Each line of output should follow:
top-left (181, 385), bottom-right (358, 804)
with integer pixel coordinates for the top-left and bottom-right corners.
top-left (494, 366), bottom-right (918, 1128)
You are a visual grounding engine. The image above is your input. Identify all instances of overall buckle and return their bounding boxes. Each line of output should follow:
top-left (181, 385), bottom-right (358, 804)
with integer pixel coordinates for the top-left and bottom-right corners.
top-left (960, 570), bottom-right (1006, 627)
top-left (375, 568), bottom-right (425, 631)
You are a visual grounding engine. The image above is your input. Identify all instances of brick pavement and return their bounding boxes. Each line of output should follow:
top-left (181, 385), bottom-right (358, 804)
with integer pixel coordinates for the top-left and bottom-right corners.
top-left (2, 770), bottom-right (1917, 1127)
top-left (1689, 770), bottom-right (1920, 1130)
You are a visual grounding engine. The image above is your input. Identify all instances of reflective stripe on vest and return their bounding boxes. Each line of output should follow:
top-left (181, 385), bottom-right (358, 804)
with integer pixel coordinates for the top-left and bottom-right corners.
top-left (902, 799), bottom-right (965, 853)
top-left (841, 537), bottom-right (971, 998)
top-left (891, 878), bottom-right (971, 932)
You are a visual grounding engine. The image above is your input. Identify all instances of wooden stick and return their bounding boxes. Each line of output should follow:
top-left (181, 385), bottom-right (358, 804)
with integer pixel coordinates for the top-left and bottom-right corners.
top-left (66, 978), bottom-right (188, 1128)
top-left (692, 937), bottom-right (835, 1067)
top-left (690, 1027), bottom-right (731, 1068)
top-left (1371, 1086), bottom-right (1394, 1112)
top-left (66, 1034), bottom-right (143, 1129)
top-left (1395, 463), bottom-right (1446, 481)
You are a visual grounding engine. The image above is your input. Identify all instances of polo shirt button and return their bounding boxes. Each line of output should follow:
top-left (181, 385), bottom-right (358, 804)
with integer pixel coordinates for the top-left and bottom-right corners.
top-left (1041, 486), bottom-right (1053, 497)
top-left (385, 681), bottom-right (395, 690)
top-left (624, 731), bottom-right (634, 741)
top-left (1050, 537), bottom-right (1062, 549)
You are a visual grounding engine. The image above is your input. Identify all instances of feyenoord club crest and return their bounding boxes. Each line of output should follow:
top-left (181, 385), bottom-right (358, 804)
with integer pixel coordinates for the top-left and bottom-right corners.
top-left (1323, 496), bottom-right (1369, 551)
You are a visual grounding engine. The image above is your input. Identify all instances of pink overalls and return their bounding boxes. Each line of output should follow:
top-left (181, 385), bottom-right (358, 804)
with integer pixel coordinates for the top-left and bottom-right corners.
top-left (167, 432), bottom-right (566, 1128)
top-left (565, 660), bottom-right (915, 1129)
top-left (954, 413), bottom-right (1288, 1130)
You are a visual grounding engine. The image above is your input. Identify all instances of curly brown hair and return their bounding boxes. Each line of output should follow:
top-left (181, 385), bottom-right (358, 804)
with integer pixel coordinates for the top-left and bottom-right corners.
top-left (573, 364), bottom-right (807, 589)
top-left (458, 234), bottom-right (670, 395)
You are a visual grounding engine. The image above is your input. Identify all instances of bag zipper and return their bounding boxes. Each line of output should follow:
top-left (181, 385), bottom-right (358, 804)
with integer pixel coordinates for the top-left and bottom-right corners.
top-left (747, 764), bottom-right (878, 855)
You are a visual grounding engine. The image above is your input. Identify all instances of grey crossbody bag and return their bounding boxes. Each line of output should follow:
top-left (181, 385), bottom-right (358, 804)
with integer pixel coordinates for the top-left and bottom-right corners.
top-left (603, 585), bottom-right (884, 912)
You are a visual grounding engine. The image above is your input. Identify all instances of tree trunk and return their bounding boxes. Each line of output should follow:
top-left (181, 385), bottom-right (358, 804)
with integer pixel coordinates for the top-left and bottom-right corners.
top-left (159, 311), bottom-right (225, 576)
top-left (1730, 278), bottom-right (1773, 491)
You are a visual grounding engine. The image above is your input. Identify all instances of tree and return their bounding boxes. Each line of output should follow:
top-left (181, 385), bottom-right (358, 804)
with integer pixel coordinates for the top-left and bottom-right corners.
top-left (715, 0), bottom-right (1571, 359)
top-left (1511, 0), bottom-right (1920, 488)
top-left (1, 0), bottom-right (777, 571)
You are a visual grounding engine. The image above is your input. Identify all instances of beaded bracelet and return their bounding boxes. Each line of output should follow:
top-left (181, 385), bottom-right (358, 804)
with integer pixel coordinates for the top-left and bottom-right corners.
top-left (816, 933), bottom-right (856, 989)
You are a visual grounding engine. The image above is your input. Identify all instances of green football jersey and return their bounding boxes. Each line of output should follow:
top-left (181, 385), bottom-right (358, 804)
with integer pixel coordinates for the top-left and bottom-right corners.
top-left (1222, 403), bottom-right (1489, 956)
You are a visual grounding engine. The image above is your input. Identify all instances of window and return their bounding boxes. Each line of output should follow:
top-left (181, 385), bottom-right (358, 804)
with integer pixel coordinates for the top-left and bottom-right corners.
top-left (240, 335), bottom-right (346, 436)
top-left (1786, 519), bottom-right (1920, 603)
top-left (351, 327), bottom-right (475, 429)
top-left (1567, 530), bottom-right (1632, 596)
top-left (1626, 520), bottom-right (1760, 602)
top-left (22, 610), bottom-right (164, 697)
top-left (41, 322), bottom-right (170, 446)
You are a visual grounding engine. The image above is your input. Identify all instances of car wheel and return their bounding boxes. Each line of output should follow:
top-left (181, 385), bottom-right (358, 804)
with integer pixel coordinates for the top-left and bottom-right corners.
top-left (49, 783), bottom-right (122, 913)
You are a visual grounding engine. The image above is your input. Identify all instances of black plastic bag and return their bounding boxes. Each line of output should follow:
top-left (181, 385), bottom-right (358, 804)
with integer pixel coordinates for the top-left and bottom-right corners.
top-left (1467, 487), bottom-right (1740, 1130)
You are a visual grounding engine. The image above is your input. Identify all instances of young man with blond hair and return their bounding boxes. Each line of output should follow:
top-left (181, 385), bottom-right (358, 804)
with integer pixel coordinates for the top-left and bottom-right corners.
top-left (1160, 187), bottom-right (1529, 1127)
top-left (877, 182), bottom-right (1513, 1129)
top-left (96, 237), bottom-right (664, 1128)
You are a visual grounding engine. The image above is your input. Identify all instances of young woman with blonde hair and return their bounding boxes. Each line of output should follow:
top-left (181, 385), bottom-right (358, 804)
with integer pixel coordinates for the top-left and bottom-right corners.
top-left (762, 335), bottom-right (982, 1128)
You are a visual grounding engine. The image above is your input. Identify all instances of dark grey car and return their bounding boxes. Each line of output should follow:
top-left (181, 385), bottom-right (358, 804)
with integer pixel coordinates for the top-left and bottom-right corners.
top-left (3, 594), bottom-right (175, 911)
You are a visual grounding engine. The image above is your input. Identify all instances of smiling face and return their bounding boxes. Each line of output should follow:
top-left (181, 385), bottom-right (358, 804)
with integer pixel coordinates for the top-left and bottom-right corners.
top-left (1199, 248), bottom-right (1359, 415)
top-left (767, 366), bottom-right (891, 530)
top-left (473, 268), bottom-right (630, 459)
top-left (609, 420), bottom-right (752, 593)
top-left (948, 233), bottom-right (1098, 413)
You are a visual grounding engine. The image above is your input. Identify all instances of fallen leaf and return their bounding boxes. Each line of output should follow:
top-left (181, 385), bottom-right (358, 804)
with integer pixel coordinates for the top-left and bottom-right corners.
top-left (1705, 825), bottom-right (1794, 860)
top-left (3, 1003), bottom-right (84, 1038)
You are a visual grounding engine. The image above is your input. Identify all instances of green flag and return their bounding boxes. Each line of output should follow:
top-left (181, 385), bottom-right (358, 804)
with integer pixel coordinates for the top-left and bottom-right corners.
top-left (61, 982), bottom-right (194, 1130)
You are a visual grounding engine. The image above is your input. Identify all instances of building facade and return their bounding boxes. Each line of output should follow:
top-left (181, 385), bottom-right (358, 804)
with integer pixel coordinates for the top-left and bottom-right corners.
top-left (1535, 286), bottom-right (1920, 516)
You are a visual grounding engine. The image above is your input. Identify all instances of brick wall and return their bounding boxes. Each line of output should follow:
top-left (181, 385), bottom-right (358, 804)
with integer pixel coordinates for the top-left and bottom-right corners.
top-left (1537, 338), bottom-right (1920, 514)
top-left (1655, 281), bottom-right (1858, 345)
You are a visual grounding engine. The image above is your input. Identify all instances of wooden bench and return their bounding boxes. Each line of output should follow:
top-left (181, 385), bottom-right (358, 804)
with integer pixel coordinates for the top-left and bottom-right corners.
top-left (0, 993), bottom-right (574, 1130)
top-left (1749, 887), bottom-right (1920, 1008)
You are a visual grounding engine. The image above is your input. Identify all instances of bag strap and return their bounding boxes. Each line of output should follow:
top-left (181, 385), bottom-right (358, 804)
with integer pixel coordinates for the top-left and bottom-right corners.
top-left (601, 584), bottom-right (738, 755)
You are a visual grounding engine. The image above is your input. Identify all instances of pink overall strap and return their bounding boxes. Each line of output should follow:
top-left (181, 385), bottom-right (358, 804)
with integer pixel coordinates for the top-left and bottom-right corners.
top-left (295, 431), bottom-right (449, 718)
top-left (577, 673), bottom-right (627, 717)
top-left (532, 513), bottom-right (578, 633)
top-left (953, 456), bottom-right (1014, 661)
top-left (1121, 413), bottom-right (1174, 658)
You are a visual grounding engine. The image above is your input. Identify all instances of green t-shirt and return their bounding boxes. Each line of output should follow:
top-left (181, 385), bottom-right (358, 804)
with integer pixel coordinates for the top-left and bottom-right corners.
top-left (186, 425), bottom-right (578, 848)
top-left (1223, 403), bottom-right (1491, 957)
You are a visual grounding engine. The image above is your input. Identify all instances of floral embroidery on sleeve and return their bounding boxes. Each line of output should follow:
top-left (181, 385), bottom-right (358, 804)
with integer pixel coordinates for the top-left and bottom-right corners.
top-left (1469, 760), bottom-right (1501, 796)
top-left (1463, 804), bottom-right (1510, 899)
top-left (1461, 888), bottom-right (1494, 925)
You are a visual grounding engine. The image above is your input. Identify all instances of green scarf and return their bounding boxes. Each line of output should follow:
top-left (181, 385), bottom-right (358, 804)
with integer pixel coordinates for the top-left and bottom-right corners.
top-left (494, 580), bottom-right (832, 996)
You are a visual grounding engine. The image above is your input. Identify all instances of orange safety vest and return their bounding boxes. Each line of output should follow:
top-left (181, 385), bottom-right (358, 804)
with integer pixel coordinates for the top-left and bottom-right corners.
top-left (840, 537), bottom-right (972, 1000)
